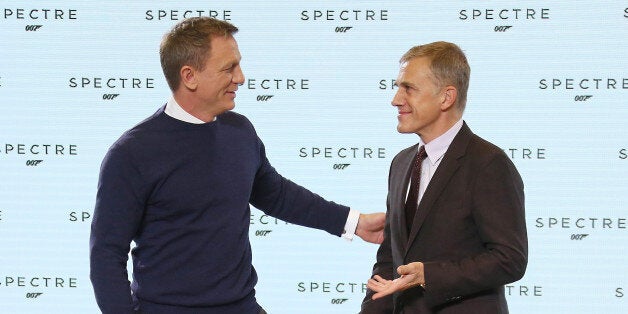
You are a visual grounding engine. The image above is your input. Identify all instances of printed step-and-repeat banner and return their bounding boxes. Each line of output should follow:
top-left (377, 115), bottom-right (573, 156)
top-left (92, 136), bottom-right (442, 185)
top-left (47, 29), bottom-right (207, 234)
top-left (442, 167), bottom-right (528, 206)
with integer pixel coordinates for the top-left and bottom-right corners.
top-left (0, 1), bottom-right (626, 313)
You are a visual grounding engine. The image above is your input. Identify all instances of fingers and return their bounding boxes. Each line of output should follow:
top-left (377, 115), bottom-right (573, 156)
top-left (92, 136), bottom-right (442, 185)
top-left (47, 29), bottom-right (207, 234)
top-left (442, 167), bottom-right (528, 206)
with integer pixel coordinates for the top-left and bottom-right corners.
top-left (367, 275), bottom-right (415, 300)
top-left (366, 213), bottom-right (385, 231)
top-left (372, 291), bottom-right (387, 300)
top-left (356, 213), bottom-right (385, 244)
top-left (367, 275), bottom-right (387, 290)
top-left (367, 231), bottom-right (384, 244)
top-left (368, 276), bottom-right (393, 300)
top-left (367, 279), bottom-right (380, 291)
top-left (372, 275), bottom-right (385, 282)
top-left (372, 231), bottom-right (384, 244)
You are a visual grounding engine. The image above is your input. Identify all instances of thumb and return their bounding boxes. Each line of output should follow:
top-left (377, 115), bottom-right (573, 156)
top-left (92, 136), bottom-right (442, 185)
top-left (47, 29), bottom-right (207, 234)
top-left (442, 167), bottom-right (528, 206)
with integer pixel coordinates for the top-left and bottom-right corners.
top-left (397, 264), bottom-right (411, 275)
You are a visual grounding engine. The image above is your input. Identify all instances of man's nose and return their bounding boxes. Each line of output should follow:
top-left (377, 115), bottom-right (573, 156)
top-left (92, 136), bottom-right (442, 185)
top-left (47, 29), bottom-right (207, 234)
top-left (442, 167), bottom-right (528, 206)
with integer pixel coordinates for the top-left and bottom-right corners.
top-left (233, 66), bottom-right (245, 84)
top-left (391, 90), bottom-right (403, 107)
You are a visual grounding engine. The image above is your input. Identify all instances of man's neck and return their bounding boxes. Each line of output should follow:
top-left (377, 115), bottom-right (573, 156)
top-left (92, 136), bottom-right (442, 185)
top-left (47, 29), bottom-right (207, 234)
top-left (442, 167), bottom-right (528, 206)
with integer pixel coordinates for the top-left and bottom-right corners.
top-left (419, 114), bottom-right (462, 144)
top-left (172, 94), bottom-right (219, 123)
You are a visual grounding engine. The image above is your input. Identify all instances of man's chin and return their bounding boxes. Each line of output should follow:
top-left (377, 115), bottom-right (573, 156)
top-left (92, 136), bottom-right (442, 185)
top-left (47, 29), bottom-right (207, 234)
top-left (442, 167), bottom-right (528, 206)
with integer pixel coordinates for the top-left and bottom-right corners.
top-left (224, 101), bottom-right (236, 111)
top-left (214, 103), bottom-right (235, 116)
top-left (396, 125), bottom-right (414, 134)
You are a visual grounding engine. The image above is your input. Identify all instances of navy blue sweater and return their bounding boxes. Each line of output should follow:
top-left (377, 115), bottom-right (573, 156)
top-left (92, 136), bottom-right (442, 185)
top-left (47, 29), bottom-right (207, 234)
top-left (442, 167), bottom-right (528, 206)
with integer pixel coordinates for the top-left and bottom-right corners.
top-left (90, 107), bottom-right (349, 313)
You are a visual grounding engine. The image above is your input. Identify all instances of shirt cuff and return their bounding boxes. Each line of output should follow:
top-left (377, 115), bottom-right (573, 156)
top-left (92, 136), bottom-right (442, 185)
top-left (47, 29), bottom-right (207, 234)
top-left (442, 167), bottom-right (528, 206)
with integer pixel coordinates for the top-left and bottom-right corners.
top-left (341, 209), bottom-right (360, 241)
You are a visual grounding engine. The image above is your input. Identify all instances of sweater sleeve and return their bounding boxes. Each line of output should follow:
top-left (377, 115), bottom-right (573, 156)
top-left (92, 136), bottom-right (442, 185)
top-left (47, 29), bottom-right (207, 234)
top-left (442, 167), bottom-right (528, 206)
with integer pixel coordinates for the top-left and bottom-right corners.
top-left (249, 138), bottom-right (350, 237)
top-left (90, 143), bottom-right (147, 314)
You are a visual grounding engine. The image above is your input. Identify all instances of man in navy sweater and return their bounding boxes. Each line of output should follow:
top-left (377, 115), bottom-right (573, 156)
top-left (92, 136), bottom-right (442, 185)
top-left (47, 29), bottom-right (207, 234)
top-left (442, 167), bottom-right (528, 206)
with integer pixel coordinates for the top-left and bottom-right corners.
top-left (89, 17), bottom-right (385, 314)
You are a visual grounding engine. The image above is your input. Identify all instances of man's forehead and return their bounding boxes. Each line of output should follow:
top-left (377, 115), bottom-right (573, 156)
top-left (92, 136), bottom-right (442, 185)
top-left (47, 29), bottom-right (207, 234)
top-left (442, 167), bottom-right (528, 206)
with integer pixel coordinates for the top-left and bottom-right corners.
top-left (209, 36), bottom-right (240, 58)
top-left (399, 58), bottom-right (432, 74)
top-left (397, 61), bottom-right (411, 80)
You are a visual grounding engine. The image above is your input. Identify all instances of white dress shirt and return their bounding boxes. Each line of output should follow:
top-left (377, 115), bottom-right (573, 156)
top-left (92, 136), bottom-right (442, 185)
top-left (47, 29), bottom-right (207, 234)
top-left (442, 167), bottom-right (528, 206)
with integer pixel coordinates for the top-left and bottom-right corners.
top-left (412, 119), bottom-right (464, 205)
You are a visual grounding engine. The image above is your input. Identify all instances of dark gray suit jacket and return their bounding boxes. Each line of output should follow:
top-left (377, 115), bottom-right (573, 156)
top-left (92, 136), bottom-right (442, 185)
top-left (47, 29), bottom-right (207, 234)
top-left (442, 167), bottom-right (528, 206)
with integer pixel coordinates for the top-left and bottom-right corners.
top-left (361, 123), bottom-right (527, 314)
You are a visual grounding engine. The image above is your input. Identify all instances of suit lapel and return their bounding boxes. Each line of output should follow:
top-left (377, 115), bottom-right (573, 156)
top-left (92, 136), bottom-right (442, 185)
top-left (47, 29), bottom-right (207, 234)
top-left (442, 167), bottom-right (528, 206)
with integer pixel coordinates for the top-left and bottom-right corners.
top-left (393, 144), bottom-right (418, 248)
top-left (404, 123), bottom-right (474, 257)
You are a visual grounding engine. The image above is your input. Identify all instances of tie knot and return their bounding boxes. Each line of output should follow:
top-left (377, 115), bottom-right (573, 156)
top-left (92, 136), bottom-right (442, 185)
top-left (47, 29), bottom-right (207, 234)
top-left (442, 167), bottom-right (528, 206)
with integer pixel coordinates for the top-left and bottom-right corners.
top-left (417, 145), bottom-right (427, 161)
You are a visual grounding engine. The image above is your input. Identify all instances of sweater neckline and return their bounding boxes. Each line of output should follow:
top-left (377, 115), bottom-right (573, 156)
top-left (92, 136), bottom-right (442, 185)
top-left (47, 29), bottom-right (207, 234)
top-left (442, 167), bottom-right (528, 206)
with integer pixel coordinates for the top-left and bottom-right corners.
top-left (157, 105), bottom-right (221, 129)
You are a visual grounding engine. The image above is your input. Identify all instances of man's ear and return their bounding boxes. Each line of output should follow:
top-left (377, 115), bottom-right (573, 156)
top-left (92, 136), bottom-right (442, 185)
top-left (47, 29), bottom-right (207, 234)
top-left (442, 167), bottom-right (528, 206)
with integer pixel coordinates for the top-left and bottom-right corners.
top-left (180, 66), bottom-right (198, 90)
top-left (441, 86), bottom-right (457, 111)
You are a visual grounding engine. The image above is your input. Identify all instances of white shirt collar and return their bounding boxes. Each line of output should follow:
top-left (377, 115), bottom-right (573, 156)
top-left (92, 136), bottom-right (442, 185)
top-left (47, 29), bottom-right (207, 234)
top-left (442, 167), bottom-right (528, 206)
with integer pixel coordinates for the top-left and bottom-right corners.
top-left (164, 97), bottom-right (215, 124)
top-left (420, 119), bottom-right (464, 164)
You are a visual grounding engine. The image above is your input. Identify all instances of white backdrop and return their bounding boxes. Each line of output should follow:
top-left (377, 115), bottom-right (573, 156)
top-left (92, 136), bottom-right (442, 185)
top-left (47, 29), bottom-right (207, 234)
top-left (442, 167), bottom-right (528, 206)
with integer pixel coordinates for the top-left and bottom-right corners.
top-left (0, 1), bottom-right (626, 313)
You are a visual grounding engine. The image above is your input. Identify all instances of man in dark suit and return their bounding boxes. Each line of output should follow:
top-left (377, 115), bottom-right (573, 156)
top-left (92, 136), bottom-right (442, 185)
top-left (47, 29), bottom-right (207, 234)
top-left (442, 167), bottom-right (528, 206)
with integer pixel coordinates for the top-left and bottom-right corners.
top-left (360, 41), bottom-right (528, 313)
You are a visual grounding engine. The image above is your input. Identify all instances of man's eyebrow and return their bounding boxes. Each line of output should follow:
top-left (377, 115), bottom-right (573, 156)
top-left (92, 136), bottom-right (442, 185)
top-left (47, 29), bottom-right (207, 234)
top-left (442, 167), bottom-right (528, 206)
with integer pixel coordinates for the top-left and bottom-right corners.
top-left (395, 81), bottom-right (413, 88)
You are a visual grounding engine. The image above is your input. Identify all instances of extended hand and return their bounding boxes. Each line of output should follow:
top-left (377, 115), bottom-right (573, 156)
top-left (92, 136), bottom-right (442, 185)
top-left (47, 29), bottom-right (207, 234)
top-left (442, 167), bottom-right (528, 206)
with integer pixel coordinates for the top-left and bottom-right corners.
top-left (356, 213), bottom-right (385, 244)
top-left (367, 262), bottom-right (425, 299)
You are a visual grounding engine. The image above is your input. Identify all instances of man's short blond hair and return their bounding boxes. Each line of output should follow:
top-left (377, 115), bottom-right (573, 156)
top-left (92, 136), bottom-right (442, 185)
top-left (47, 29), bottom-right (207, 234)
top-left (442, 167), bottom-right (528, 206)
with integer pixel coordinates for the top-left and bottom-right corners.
top-left (401, 41), bottom-right (470, 111)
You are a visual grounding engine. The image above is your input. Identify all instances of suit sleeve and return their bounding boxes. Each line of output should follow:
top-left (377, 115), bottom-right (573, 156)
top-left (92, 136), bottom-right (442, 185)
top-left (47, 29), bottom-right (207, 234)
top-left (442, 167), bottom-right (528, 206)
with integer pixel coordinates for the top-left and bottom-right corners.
top-left (360, 160), bottom-right (397, 313)
top-left (89, 145), bottom-right (146, 314)
top-left (423, 153), bottom-right (528, 307)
